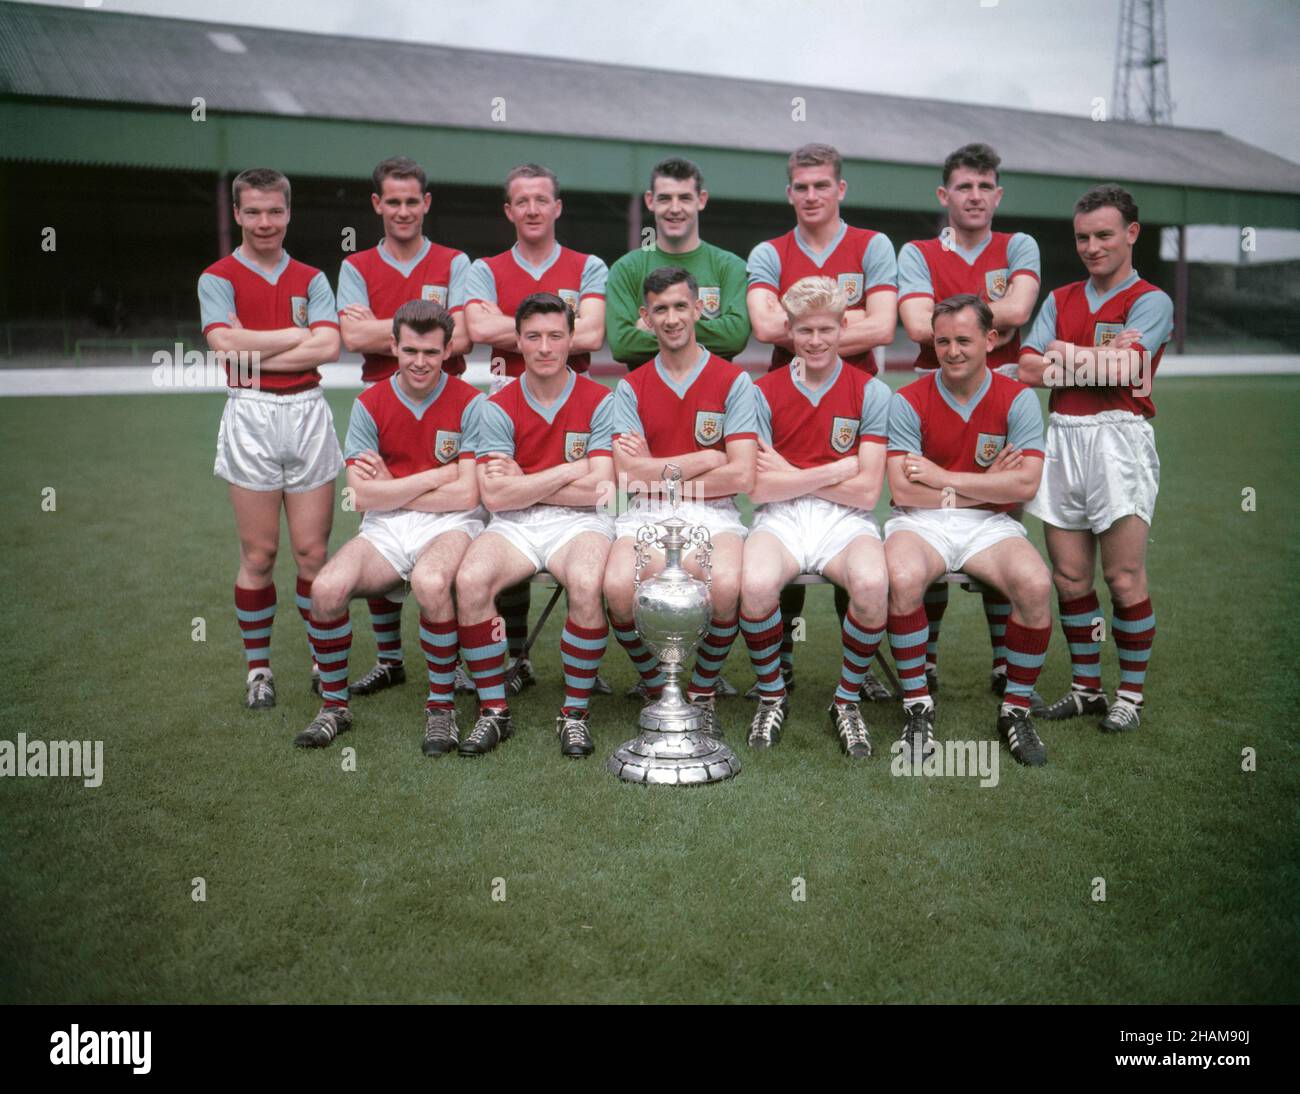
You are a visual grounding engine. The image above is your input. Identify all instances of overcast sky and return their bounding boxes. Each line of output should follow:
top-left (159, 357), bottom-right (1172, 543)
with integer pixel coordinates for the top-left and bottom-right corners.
top-left (41, 0), bottom-right (1300, 163)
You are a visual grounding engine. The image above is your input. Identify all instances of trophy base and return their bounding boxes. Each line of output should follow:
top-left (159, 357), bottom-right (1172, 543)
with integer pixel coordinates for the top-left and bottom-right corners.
top-left (608, 713), bottom-right (742, 785)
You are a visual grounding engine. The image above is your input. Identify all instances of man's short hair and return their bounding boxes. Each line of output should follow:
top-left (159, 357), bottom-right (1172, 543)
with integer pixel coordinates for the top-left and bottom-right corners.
top-left (649, 157), bottom-right (703, 194)
top-left (942, 143), bottom-right (1001, 185)
top-left (1074, 183), bottom-right (1140, 225)
top-left (232, 168), bottom-right (290, 208)
top-left (372, 156), bottom-right (427, 195)
top-left (504, 163), bottom-right (560, 202)
top-left (932, 293), bottom-right (993, 334)
top-left (392, 298), bottom-right (454, 346)
top-left (642, 265), bottom-right (698, 302)
top-left (788, 142), bottom-right (842, 181)
top-left (781, 275), bottom-right (847, 320)
top-left (515, 291), bottom-right (574, 333)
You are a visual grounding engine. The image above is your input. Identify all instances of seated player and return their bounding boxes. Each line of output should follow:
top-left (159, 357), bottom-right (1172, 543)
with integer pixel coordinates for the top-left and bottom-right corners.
top-left (1018, 184), bottom-right (1171, 733)
top-left (296, 300), bottom-right (486, 753)
top-left (603, 266), bottom-right (758, 737)
top-left (884, 294), bottom-right (1054, 766)
top-left (739, 276), bottom-right (892, 758)
top-left (453, 292), bottom-right (617, 758)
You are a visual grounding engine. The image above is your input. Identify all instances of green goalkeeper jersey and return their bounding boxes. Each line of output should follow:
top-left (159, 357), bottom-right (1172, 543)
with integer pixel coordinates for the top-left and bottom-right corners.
top-left (605, 240), bottom-right (751, 368)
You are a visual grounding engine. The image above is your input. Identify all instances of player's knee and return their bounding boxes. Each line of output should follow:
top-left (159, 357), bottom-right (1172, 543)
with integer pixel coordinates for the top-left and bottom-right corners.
top-left (739, 570), bottom-right (779, 615)
top-left (310, 573), bottom-right (348, 618)
top-left (411, 567), bottom-right (450, 608)
top-left (711, 573), bottom-right (741, 613)
top-left (1012, 565), bottom-right (1053, 610)
top-left (1051, 568), bottom-right (1091, 601)
top-left (850, 570), bottom-right (889, 612)
top-left (886, 560), bottom-right (925, 606)
top-left (293, 542), bottom-right (327, 577)
top-left (241, 545), bottom-right (277, 580)
top-left (1103, 564), bottom-right (1145, 603)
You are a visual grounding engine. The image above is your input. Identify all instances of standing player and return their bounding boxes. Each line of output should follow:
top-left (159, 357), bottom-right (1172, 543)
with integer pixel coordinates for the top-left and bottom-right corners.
top-left (603, 267), bottom-right (758, 737)
top-left (885, 295), bottom-right (1053, 767)
top-left (605, 158), bottom-right (751, 371)
top-left (297, 300), bottom-right (486, 752)
top-left (897, 143), bottom-right (1044, 707)
top-left (335, 156), bottom-right (473, 700)
top-left (1018, 184), bottom-right (1171, 733)
top-left (745, 142), bottom-right (898, 703)
top-left (739, 277), bottom-right (892, 757)
top-left (463, 163), bottom-right (611, 698)
top-left (454, 293), bottom-right (616, 758)
top-left (198, 168), bottom-right (342, 710)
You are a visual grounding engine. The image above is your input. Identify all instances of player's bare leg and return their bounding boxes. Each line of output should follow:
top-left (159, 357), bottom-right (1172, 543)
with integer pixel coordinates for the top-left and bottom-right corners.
top-left (961, 538), bottom-right (1053, 765)
top-left (1097, 515), bottom-right (1154, 731)
top-left (1040, 525), bottom-right (1110, 723)
top-left (454, 532), bottom-right (538, 756)
top-left (885, 531), bottom-right (947, 759)
top-left (284, 480), bottom-right (336, 696)
top-left (229, 484), bottom-right (285, 709)
top-left (739, 531), bottom-right (800, 747)
top-left (547, 531), bottom-right (614, 757)
top-left (821, 536), bottom-right (888, 758)
top-left (296, 535), bottom-right (402, 749)
top-left (409, 530), bottom-right (473, 756)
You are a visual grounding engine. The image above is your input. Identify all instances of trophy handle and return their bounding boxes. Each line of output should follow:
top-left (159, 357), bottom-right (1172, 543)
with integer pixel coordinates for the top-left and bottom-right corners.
top-left (690, 525), bottom-right (713, 589)
top-left (633, 524), bottom-right (658, 590)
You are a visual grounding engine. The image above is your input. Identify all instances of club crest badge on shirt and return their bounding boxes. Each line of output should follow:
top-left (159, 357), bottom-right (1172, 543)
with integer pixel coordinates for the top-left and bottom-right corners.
top-left (830, 415), bottom-right (859, 454)
top-left (1094, 323), bottom-right (1125, 347)
top-left (433, 430), bottom-right (461, 464)
top-left (565, 431), bottom-right (590, 462)
top-left (291, 296), bottom-right (308, 327)
top-left (558, 289), bottom-right (580, 316)
top-left (837, 273), bottom-right (864, 306)
top-left (694, 410), bottom-right (725, 446)
top-left (698, 286), bottom-right (721, 319)
top-left (422, 284), bottom-right (448, 306)
top-left (974, 432), bottom-right (1006, 468)
top-left (985, 269), bottom-right (1009, 300)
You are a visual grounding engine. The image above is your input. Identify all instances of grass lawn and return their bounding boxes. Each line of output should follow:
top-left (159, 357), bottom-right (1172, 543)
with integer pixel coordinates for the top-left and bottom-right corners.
top-left (0, 375), bottom-right (1296, 1003)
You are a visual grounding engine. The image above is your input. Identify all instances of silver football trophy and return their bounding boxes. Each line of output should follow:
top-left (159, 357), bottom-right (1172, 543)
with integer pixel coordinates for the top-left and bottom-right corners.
top-left (608, 465), bottom-right (742, 785)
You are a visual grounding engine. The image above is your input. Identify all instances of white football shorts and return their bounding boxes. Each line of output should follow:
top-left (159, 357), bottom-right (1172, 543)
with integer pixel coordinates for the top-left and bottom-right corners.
top-left (885, 506), bottom-right (1028, 573)
top-left (484, 504), bottom-right (615, 572)
top-left (615, 496), bottom-right (748, 552)
top-left (359, 506), bottom-right (486, 583)
top-left (1026, 410), bottom-right (1159, 534)
top-left (214, 386), bottom-right (343, 493)
top-left (751, 495), bottom-right (880, 575)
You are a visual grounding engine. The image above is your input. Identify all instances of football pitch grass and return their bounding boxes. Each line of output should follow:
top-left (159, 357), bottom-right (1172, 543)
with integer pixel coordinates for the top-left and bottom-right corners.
top-left (0, 376), bottom-right (1296, 1004)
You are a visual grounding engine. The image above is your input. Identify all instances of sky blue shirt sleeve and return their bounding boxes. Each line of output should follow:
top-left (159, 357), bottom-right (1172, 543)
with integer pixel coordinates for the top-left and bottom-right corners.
top-left (896, 242), bottom-right (933, 299)
top-left (1127, 289), bottom-right (1175, 350)
top-left (611, 378), bottom-right (644, 437)
top-left (474, 398), bottom-right (516, 459)
top-left (588, 391), bottom-right (615, 454)
top-left (307, 271), bottom-right (336, 326)
top-left (863, 232), bottom-right (898, 290)
top-left (465, 258), bottom-right (497, 306)
top-left (198, 272), bottom-right (235, 331)
top-left (723, 371), bottom-right (758, 439)
top-left (343, 399), bottom-right (379, 461)
top-left (1021, 293), bottom-right (1058, 354)
top-left (459, 393), bottom-right (486, 458)
top-left (860, 377), bottom-right (892, 441)
top-left (335, 258), bottom-right (369, 311)
top-left (753, 387), bottom-right (773, 446)
top-left (581, 254), bottom-right (609, 297)
top-left (887, 392), bottom-right (923, 453)
top-left (746, 240), bottom-right (782, 290)
top-left (1006, 387), bottom-right (1045, 453)
top-left (448, 252), bottom-right (471, 311)
top-left (1007, 232), bottom-right (1041, 279)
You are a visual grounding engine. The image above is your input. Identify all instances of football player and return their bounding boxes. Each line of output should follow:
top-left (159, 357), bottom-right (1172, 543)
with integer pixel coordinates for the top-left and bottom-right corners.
top-left (1018, 184), bottom-right (1171, 733)
top-left (198, 168), bottom-right (343, 711)
top-left (296, 300), bottom-right (486, 753)
top-left (897, 143), bottom-right (1043, 706)
top-left (454, 293), bottom-right (616, 758)
top-left (603, 267), bottom-right (758, 737)
top-left (745, 142), bottom-right (898, 703)
top-left (335, 156), bottom-right (474, 700)
top-left (885, 294), bottom-right (1053, 767)
top-left (740, 276), bottom-right (892, 757)
top-left (463, 164), bottom-right (611, 699)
